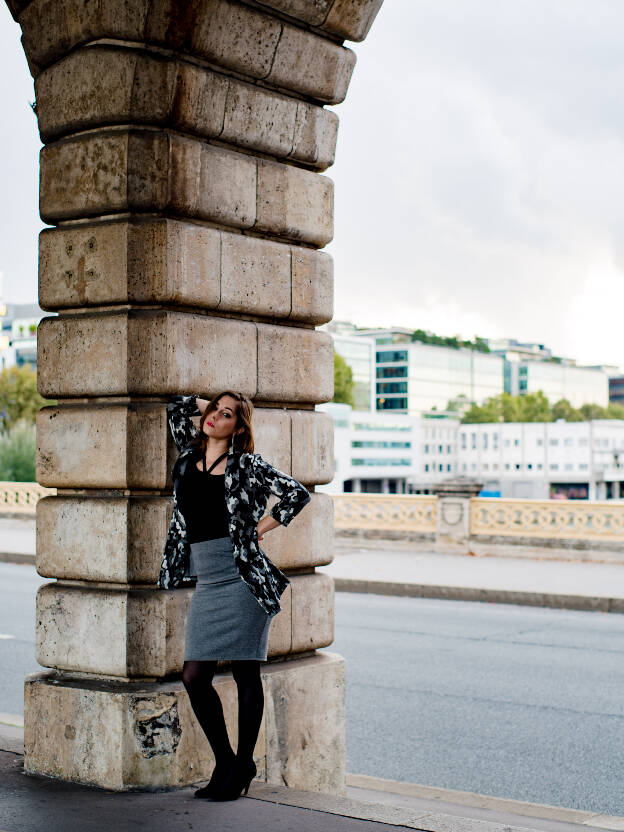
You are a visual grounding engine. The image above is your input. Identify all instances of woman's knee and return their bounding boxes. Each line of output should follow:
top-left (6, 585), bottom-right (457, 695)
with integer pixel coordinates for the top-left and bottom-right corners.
top-left (182, 659), bottom-right (217, 691)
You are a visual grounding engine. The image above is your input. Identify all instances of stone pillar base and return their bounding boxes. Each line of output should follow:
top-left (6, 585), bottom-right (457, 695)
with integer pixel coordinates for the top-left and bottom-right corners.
top-left (23, 651), bottom-right (345, 795)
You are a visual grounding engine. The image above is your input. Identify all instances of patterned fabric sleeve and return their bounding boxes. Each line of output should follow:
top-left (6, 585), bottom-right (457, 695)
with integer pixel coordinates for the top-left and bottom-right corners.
top-left (254, 455), bottom-right (311, 527)
top-left (167, 394), bottom-right (201, 450)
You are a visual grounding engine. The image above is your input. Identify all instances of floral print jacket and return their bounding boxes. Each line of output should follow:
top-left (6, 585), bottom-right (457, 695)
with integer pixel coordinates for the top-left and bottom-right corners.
top-left (157, 394), bottom-right (311, 616)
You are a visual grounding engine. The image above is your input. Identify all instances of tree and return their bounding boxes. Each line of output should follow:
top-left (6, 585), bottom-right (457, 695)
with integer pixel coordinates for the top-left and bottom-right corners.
top-left (579, 403), bottom-right (608, 420)
top-left (0, 365), bottom-right (53, 432)
top-left (516, 390), bottom-right (551, 422)
top-left (333, 350), bottom-right (354, 407)
top-left (551, 398), bottom-right (583, 421)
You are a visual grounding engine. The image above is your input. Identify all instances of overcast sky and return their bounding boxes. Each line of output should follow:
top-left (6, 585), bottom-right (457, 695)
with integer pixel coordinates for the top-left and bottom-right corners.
top-left (1, 1), bottom-right (623, 368)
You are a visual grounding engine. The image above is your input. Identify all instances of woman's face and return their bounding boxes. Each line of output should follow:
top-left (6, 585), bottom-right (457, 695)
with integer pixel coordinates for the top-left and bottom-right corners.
top-left (202, 395), bottom-right (242, 442)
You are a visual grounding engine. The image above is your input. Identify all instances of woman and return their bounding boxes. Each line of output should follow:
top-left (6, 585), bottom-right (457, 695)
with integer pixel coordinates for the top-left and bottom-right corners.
top-left (158, 390), bottom-right (311, 802)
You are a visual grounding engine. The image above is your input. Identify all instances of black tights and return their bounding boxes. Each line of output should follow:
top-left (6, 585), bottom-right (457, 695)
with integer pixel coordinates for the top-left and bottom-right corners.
top-left (182, 660), bottom-right (264, 766)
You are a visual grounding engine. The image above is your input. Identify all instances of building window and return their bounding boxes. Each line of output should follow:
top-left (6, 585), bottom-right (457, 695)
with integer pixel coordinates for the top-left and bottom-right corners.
top-left (550, 463), bottom-right (559, 470)
top-left (425, 464), bottom-right (429, 472)
top-left (461, 434), bottom-right (467, 449)
top-left (483, 463), bottom-right (489, 471)
top-left (439, 444), bottom-right (443, 453)
top-left (504, 439), bottom-right (511, 447)
top-left (471, 433), bottom-right (476, 449)
top-left (483, 433), bottom-right (488, 449)
top-left (463, 463), bottom-right (467, 471)
top-left (515, 463), bottom-right (521, 470)
top-left (493, 433), bottom-right (499, 449)
top-left (564, 438), bottom-right (573, 446)
top-left (514, 439), bottom-right (519, 447)
top-left (447, 464), bottom-right (451, 472)
top-left (493, 463), bottom-right (498, 470)
top-left (537, 463), bottom-right (543, 470)
top-left (578, 438), bottom-right (588, 446)
top-left (471, 463), bottom-right (476, 470)
top-left (424, 444), bottom-right (429, 453)
top-left (505, 463), bottom-right (510, 470)
top-left (537, 438), bottom-right (543, 446)
top-left (579, 463), bottom-right (588, 470)
top-left (527, 463), bottom-right (533, 470)
top-left (447, 444), bottom-right (451, 453)
top-left (439, 464), bottom-right (444, 472)
top-left (565, 463), bottom-right (573, 471)
top-left (549, 439), bottom-right (559, 446)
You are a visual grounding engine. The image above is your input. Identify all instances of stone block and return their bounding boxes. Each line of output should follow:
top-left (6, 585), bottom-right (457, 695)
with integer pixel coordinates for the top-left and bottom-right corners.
top-left (219, 234), bottom-right (291, 317)
top-left (36, 573), bottom-right (332, 676)
top-left (289, 247), bottom-right (334, 323)
top-left (264, 651), bottom-right (345, 795)
top-left (267, 22), bottom-right (356, 104)
top-left (21, 0), bottom-right (356, 104)
top-left (39, 219), bottom-right (333, 325)
top-left (256, 158), bottom-right (334, 246)
top-left (292, 409), bottom-right (335, 483)
top-left (36, 495), bottom-right (173, 583)
top-left (36, 403), bottom-right (174, 489)
top-left (262, 492), bottom-right (334, 570)
top-left (35, 491), bottom-right (332, 583)
top-left (250, 0), bottom-right (384, 40)
top-left (256, 324), bottom-right (334, 402)
top-left (35, 583), bottom-right (192, 678)
top-left (37, 310), bottom-right (331, 402)
top-left (40, 131), bottom-right (333, 244)
top-left (24, 651), bottom-right (346, 792)
top-left (36, 402), bottom-right (334, 488)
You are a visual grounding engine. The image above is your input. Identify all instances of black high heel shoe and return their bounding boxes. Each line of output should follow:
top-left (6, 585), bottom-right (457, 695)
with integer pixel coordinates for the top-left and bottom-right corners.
top-left (193, 754), bottom-right (236, 799)
top-left (210, 758), bottom-right (257, 801)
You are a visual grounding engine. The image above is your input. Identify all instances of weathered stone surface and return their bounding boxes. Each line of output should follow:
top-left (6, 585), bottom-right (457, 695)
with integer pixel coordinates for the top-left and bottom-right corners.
top-left (21, 0), bottom-right (356, 103)
top-left (40, 131), bottom-right (334, 245)
top-left (255, 158), bottom-right (334, 245)
top-left (35, 573), bottom-right (332, 676)
top-left (256, 324), bottom-right (334, 403)
top-left (36, 403), bottom-right (175, 490)
top-left (35, 492), bottom-right (332, 582)
top-left (264, 651), bottom-right (346, 795)
top-left (292, 409), bottom-right (335, 483)
top-left (39, 220), bottom-right (333, 325)
top-left (36, 496), bottom-right (173, 583)
top-left (323, 0), bottom-right (385, 41)
top-left (263, 492), bottom-right (334, 570)
top-left (35, 583), bottom-right (192, 677)
top-left (267, 22), bottom-right (356, 103)
top-left (290, 572), bottom-right (334, 653)
top-left (37, 310), bottom-right (333, 402)
top-left (24, 652), bottom-right (345, 792)
top-left (36, 403), bottom-right (334, 488)
top-left (251, 0), bottom-right (383, 42)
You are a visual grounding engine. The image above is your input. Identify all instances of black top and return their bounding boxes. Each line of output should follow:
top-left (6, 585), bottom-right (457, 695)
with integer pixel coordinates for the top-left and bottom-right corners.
top-left (177, 451), bottom-right (230, 544)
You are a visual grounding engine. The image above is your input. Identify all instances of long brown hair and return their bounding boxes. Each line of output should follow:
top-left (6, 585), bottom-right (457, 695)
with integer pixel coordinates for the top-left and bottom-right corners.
top-left (190, 390), bottom-right (255, 456)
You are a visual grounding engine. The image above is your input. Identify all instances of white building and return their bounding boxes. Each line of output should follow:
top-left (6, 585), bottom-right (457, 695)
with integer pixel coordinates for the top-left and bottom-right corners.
top-left (0, 302), bottom-right (45, 371)
top-left (436, 420), bottom-right (624, 500)
top-left (315, 402), bottom-right (421, 494)
top-left (317, 402), bottom-right (624, 500)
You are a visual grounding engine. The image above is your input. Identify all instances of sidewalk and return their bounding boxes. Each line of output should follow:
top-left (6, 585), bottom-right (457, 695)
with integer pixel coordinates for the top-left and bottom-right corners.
top-left (0, 725), bottom-right (623, 832)
top-left (318, 538), bottom-right (624, 613)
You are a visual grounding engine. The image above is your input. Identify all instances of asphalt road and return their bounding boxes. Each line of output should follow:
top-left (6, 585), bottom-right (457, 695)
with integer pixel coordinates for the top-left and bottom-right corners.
top-left (320, 592), bottom-right (624, 816)
top-left (2, 563), bottom-right (623, 815)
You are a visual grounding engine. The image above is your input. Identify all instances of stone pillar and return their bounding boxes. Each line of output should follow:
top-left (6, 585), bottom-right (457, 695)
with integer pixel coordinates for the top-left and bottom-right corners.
top-left (432, 476), bottom-right (484, 545)
top-left (6, 0), bottom-right (384, 793)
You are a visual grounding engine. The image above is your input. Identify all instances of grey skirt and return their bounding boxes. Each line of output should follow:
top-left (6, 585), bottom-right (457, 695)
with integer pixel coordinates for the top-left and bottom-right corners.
top-left (184, 535), bottom-right (272, 661)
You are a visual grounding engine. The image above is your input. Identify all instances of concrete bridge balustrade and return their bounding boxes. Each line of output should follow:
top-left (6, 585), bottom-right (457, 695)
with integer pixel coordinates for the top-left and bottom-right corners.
top-left (4, 0), bottom-right (384, 793)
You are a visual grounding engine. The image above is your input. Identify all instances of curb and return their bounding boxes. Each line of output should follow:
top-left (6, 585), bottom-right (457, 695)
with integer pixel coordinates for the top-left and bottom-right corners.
top-left (332, 578), bottom-right (624, 613)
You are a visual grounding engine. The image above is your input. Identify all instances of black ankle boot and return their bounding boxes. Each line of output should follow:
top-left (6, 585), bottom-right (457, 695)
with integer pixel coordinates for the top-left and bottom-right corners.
top-left (194, 754), bottom-right (236, 799)
top-left (210, 758), bottom-right (257, 802)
